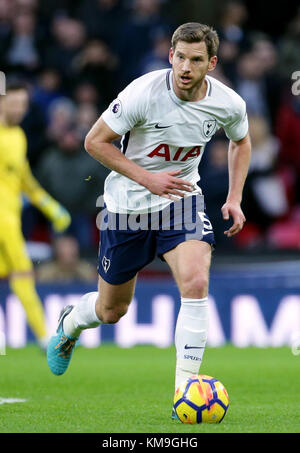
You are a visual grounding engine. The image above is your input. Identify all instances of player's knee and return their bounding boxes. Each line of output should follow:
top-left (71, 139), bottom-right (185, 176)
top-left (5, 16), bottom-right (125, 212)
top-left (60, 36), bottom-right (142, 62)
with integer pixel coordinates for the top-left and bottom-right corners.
top-left (180, 273), bottom-right (209, 299)
top-left (98, 304), bottom-right (129, 324)
top-left (102, 310), bottom-right (126, 324)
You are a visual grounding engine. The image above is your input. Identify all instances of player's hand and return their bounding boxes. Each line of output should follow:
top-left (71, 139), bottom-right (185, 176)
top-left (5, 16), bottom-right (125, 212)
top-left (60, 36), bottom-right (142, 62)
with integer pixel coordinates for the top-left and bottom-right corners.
top-left (37, 194), bottom-right (72, 232)
top-left (51, 205), bottom-right (72, 233)
top-left (144, 170), bottom-right (194, 200)
top-left (221, 200), bottom-right (246, 237)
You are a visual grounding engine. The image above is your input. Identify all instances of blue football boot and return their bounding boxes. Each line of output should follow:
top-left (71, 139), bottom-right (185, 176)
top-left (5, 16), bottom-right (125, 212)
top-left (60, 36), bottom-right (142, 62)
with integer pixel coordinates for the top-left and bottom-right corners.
top-left (47, 305), bottom-right (77, 376)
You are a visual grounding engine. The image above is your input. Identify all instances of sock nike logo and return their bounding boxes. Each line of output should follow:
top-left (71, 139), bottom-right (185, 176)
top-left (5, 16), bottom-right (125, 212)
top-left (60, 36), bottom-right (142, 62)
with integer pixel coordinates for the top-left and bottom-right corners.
top-left (184, 344), bottom-right (205, 350)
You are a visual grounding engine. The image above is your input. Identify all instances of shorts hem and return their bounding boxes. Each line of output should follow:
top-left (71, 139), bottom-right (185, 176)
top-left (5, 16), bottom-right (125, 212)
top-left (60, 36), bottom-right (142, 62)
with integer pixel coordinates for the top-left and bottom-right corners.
top-left (97, 268), bottom-right (137, 285)
top-left (158, 237), bottom-right (216, 261)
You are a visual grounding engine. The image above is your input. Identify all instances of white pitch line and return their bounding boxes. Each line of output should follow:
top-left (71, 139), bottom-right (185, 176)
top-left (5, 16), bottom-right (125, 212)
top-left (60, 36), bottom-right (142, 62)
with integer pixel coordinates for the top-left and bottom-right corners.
top-left (0, 398), bottom-right (27, 405)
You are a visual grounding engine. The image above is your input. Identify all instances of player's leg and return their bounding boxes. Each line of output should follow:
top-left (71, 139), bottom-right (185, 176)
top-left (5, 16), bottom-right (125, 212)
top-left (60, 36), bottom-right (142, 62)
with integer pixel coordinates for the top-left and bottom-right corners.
top-left (64, 215), bottom-right (155, 334)
top-left (47, 210), bottom-right (155, 375)
top-left (163, 240), bottom-right (212, 391)
top-left (62, 221), bottom-right (145, 338)
top-left (10, 271), bottom-right (48, 346)
top-left (47, 274), bottom-right (137, 375)
top-left (1, 230), bottom-right (49, 349)
top-left (63, 274), bottom-right (137, 338)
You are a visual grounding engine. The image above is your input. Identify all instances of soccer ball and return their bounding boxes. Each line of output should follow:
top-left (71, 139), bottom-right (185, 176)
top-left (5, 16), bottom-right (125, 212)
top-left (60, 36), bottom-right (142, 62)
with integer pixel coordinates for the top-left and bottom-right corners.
top-left (173, 374), bottom-right (229, 424)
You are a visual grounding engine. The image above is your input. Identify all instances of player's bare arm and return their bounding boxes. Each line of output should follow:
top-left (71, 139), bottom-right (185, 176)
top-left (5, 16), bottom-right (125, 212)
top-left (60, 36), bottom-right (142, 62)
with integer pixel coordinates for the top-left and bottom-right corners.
top-left (84, 117), bottom-right (194, 199)
top-left (221, 132), bottom-right (251, 237)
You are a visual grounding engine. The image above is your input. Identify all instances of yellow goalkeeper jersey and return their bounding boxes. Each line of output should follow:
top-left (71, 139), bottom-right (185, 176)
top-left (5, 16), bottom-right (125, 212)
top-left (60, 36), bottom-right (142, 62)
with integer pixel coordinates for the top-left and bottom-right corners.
top-left (0, 122), bottom-right (29, 225)
top-left (0, 122), bottom-right (71, 230)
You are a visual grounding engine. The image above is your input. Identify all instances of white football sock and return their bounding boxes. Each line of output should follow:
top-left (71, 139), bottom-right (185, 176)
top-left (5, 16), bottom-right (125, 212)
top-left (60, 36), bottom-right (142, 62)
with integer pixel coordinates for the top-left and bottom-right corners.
top-left (174, 297), bottom-right (209, 391)
top-left (63, 292), bottom-right (102, 338)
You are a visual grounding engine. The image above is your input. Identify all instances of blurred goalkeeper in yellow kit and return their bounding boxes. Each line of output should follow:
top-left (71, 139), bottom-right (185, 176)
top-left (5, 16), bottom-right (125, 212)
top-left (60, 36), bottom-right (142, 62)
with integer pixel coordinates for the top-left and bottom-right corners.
top-left (0, 82), bottom-right (71, 349)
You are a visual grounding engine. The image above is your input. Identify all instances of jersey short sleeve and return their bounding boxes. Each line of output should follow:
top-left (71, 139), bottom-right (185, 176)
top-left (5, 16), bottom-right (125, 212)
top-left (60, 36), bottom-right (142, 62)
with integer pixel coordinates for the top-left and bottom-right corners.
top-left (223, 97), bottom-right (248, 142)
top-left (101, 79), bottom-right (148, 136)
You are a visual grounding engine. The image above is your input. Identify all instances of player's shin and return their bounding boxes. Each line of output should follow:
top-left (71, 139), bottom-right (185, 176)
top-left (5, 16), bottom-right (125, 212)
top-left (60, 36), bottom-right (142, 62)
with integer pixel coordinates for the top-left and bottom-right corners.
top-left (174, 297), bottom-right (208, 390)
top-left (63, 292), bottom-right (102, 338)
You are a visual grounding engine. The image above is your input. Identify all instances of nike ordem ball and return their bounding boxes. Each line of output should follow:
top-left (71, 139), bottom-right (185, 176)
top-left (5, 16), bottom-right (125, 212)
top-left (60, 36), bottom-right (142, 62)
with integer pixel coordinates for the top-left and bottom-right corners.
top-left (173, 374), bottom-right (229, 423)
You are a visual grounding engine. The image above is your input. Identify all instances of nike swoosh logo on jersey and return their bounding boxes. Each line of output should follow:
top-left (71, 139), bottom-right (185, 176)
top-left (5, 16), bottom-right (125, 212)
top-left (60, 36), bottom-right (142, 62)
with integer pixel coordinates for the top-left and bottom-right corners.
top-left (155, 123), bottom-right (172, 129)
top-left (184, 345), bottom-right (205, 350)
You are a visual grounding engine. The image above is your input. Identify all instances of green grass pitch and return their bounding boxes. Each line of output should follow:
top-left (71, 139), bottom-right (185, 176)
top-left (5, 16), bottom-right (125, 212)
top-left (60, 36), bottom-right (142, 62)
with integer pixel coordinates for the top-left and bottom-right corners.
top-left (1, 344), bottom-right (300, 433)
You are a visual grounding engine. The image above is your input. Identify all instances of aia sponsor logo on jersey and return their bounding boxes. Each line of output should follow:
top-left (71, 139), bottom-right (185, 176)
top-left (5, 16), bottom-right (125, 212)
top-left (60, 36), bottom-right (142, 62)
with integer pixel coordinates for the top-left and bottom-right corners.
top-left (147, 144), bottom-right (202, 161)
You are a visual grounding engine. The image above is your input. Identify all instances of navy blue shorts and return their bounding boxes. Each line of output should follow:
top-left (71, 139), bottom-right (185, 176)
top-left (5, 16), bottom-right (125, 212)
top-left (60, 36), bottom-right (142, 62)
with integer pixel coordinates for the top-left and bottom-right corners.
top-left (97, 194), bottom-right (215, 285)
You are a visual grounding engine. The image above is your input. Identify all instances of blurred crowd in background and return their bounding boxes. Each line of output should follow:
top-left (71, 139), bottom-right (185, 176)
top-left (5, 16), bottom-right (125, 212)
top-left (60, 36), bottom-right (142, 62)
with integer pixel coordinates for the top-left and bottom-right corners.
top-left (0, 0), bottom-right (299, 278)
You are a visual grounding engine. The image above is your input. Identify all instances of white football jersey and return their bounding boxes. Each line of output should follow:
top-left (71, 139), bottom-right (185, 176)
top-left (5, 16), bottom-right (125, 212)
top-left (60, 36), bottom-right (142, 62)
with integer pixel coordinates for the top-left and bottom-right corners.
top-left (101, 68), bottom-right (248, 213)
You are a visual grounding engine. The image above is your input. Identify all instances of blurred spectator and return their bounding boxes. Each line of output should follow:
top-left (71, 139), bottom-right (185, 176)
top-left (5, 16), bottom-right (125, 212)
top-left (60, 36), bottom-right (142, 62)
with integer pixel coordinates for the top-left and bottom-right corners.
top-left (234, 51), bottom-right (271, 120)
top-left (249, 32), bottom-right (283, 128)
top-left (277, 9), bottom-right (300, 80)
top-left (46, 97), bottom-right (77, 143)
top-left (216, 0), bottom-right (249, 81)
top-left (266, 206), bottom-right (300, 250)
top-left (36, 235), bottom-right (97, 282)
top-left (250, 33), bottom-right (278, 74)
top-left (0, 0), bottom-right (14, 49)
top-left (72, 81), bottom-right (102, 109)
top-left (217, 39), bottom-right (239, 81)
top-left (38, 0), bottom-right (82, 21)
top-left (227, 32), bottom-right (282, 130)
top-left (237, 115), bottom-right (289, 248)
top-left (245, 115), bottom-right (288, 221)
top-left (44, 16), bottom-right (86, 87)
top-left (32, 67), bottom-right (65, 123)
top-left (117, 0), bottom-right (172, 85)
top-left (73, 39), bottom-right (118, 105)
top-left (76, 0), bottom-right (126, 50)
top-left (16, 0), bottom-right (38, 14)
top-left (21, 92), bottom-right (48, 169)
top-left (75, 102), bottom-right (99, 140)
top-left (35, 127), bottom-right (110, 251)
top-left (5, 11), bottom-right (42, 73)
top-left (218, 0), bottom-right (248, 45)
top-left (138, 31), bottom-right (171, 76)
top-left (276, 94), bottom-right (300, 205)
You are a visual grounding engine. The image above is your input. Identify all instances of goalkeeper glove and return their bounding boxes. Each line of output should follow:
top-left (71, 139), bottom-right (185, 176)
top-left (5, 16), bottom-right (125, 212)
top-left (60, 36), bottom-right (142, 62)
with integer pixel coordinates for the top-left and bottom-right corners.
top-left (38, 195), bottom-right (71, 233)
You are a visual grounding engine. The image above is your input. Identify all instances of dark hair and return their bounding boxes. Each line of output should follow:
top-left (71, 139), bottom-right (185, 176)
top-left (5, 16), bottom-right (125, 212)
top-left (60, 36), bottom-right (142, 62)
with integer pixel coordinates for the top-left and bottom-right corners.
top-left (171, 22), bottom-right (219, 59)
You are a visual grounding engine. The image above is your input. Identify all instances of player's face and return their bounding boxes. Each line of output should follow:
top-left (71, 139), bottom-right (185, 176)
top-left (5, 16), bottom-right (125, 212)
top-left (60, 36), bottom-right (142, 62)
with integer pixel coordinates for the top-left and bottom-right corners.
top-left (169, 41), bottom-right (217, 99)
top-left (1, 89), bottom-right (29, 125)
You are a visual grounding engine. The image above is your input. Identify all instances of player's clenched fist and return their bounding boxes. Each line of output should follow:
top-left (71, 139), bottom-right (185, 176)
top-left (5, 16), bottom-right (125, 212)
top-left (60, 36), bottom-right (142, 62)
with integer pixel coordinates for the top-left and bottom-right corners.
top-left (143, 169), bottom-right (194, 200)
